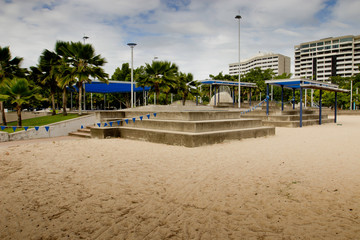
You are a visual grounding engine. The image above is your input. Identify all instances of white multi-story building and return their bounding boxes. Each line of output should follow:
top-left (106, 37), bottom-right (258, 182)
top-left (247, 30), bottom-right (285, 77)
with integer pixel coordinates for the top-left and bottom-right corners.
top-left (294, 35), bottom-right (360, 81)
top-left (229, 52), bottom-right (291, 76)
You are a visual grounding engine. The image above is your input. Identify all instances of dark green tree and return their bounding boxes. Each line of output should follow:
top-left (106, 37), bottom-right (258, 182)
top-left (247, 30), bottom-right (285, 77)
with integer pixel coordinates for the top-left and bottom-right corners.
top-left (0, 78), bottom-right (43, 126)
top-left (0, 46), bottom-right (25, 125)
top-left (57, 41), bottom-right (108, 115)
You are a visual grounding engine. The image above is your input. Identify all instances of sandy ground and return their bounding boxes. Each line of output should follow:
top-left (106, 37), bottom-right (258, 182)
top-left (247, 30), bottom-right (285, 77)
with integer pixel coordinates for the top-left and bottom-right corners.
top-left (0, 116), bottom-right (360, 240)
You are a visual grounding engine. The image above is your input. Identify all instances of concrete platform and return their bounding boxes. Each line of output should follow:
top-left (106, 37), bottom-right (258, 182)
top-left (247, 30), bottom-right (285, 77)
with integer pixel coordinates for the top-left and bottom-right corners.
top-left (90, 108), bottom-right (275, 147)
top-left (118, 126), bottom-right (275, 147)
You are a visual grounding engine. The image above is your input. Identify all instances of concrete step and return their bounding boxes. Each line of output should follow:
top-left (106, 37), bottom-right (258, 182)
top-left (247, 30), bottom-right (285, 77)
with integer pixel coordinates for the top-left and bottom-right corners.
top-left (281, 109), bottom-right (316, 115)
top-left (122, 111), bottom-right (245, 121)
top-left (69, 131), bottom-right (91, 138)
top-left (118, 126), bottom-right (275, 147)
top-left (69, 125), bottom-right (93, 138)
top-left (268, 114), bottom-right (329, 121)
top-left (78, 128), bottom-right (90, 133)
top-left (120, 118), bottom-right (263, 132)
top-left (263, 118), bottom-right (334, 127)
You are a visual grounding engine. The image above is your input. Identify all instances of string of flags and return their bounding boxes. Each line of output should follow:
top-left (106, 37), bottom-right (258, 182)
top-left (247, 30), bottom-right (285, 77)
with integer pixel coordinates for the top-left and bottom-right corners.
top-left (95, 112), bottom-right (158, 128)
top-left (0, 125), bottom-right (50, 132)
top-left (0, 112), bottom-right (159, 132)
top-left (240, 96), bottom-right (269, 115)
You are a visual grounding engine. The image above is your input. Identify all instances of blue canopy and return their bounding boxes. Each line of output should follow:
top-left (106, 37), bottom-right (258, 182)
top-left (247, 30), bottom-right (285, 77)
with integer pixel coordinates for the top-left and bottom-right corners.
top-left (72, 80), bottom-right (150, 94)
top-left (198, 79), bottom-right (257, 88)
top-left (265, 78), bottom-right (348, 92)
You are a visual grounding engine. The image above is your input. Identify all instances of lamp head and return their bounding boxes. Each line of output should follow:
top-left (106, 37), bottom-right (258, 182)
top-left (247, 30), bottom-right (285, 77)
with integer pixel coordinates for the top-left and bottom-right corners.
top-left (235, 15), bottom-right (241, 19)
top-left (127, 43), bottom-right (137, 47)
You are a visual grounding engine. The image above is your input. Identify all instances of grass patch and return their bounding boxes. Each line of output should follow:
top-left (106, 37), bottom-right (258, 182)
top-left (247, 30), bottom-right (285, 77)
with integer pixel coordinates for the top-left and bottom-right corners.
top-left (1, 113), bottom-right (81, 133)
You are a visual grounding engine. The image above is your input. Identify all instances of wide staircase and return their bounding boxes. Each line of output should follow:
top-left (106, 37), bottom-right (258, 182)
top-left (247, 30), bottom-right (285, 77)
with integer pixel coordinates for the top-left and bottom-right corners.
top-left (90, 110), bottom-right (275, 147)
top-left (241, 108), bottom-right (333, 127)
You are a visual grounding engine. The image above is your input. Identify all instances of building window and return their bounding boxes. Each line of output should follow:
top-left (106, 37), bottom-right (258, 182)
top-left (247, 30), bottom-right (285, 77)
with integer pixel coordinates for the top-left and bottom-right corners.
top-left (340, 37), bottom-right (353, 43)
top-left (301, 44), bottom-right (309, 49)
top-left (333, 39), bottom-right (339, 43)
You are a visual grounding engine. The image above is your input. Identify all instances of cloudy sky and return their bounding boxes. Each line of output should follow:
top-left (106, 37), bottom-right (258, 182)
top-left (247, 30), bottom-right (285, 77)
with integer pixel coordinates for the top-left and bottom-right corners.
top-left (1, 0), bottom-right (359, 80)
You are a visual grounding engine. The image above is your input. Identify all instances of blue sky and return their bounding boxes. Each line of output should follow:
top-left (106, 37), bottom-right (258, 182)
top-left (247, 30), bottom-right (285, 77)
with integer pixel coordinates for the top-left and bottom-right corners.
top-left (0, 0), bottom-right (359, 80)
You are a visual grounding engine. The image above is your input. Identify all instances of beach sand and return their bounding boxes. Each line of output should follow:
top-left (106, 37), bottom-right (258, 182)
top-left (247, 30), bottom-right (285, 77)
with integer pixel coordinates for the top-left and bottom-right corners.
top-left (0, 116), bottom-right (360, 239)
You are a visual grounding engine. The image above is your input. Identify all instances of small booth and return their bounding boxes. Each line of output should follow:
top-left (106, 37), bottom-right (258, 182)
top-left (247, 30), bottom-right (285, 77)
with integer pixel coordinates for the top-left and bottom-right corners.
top-left (198, 79), bottom-right (257, 106)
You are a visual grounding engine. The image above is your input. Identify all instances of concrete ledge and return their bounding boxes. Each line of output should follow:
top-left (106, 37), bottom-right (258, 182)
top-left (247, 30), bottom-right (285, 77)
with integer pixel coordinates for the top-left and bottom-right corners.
top-left (120, 118), bottom-right (263, 132)
top-left (263, 118), bottom-right (334, 127)
top-left (119, 126), bottom-right (275, 147)
top-left (90, 127), bottom-right (121, 139)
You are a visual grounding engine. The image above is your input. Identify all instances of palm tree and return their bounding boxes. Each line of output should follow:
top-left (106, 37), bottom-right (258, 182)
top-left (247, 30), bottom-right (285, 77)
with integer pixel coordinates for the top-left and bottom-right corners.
top-left (0, 78), bottom-right (43, 126)
top-left (0, 46), bottom-right (24, 125)
top-left (177, 72), bottom-right (200, 105)
top-left (57, 41), bottom-right (108, 115)
top-left (56, 60), bottom-right (76, 116)
top-left (38, 49), bottom-right (62, 115)
top-left (144, 60), bottom-right (178, 104)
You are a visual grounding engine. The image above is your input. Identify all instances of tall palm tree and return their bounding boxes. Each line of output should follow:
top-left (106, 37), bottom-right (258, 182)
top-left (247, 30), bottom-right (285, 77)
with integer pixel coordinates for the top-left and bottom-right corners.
top-left (0, 46), bottom-right (24, 125)
top-left (0, 78), bottom-right (43, 126)
top-left (56, 60), bottom-right (76, 116)
top-left (177, 72), bottom-right (199, 105)
top-left (38, 49), bottom-right (62, 115)
top-left (144, 60), bottom-right (178, 104)
top-left (57, 41), bottom-right (108, 115)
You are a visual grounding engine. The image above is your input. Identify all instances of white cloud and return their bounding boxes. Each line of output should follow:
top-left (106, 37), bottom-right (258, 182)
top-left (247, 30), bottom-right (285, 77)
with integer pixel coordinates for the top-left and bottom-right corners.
top-left (0, 0), bottom-right (359, 80)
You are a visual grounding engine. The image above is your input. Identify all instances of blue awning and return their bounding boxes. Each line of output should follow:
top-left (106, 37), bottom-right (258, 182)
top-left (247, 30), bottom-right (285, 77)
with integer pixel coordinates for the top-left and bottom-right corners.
top-left (71, 80), bottom-right (151, 93)
top-left (265, 78), bottom-right (348, 92)
top-left (198, 79), bottom-right (257, 88)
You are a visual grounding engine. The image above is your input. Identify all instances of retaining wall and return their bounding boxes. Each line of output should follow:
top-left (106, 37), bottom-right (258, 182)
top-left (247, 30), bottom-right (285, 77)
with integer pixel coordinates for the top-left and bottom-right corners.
top-left (0, 114), bottom-right (96, 142)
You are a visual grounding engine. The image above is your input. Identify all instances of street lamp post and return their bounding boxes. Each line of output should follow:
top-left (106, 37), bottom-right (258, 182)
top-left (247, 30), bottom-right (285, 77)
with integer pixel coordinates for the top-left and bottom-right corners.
top-left (127, 43), bottom-right (137, 108)
top-left (83, 35), bottom-right (89, 44)
top-left (235, 14), bottom-right (241, 108)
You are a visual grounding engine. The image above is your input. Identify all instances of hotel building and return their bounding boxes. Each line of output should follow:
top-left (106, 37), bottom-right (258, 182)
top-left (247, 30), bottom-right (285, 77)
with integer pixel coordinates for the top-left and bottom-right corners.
top-left (294, 35), bottom-right (360, 81)
top-left (229, 52), bottom-right (291, 76)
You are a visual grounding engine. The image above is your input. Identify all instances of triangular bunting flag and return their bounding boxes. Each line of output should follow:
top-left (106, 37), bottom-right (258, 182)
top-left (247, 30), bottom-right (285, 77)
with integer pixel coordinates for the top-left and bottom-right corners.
top-left (125, 119), bottom-right (129, 124)
top-left (109, 122), bottom-right (113, 127)
top-left (97, 123), bottom-right (101, 127)
top-left (146, 114), bottom-right (150, 119)
top-left (117, 120), bottom-right (121, 125)
top-left (12, 126), bottom-right (17, 132)
top-left (45, 126), bottom-right (50, 132)
top-left (35, 126), bottom-right (39, 131)
top-left (81, 125), bottom-right (84, 129)
top-left (132, 118), bottom-right (136, 123)
top-left (153, 113), bottom-right (157, 117)
top-left (24, 126), bottom-right (29, 131)
top-left (140, 116), bottom-right (143, 121)
top-left (1, 126), bottom-right (6, 131)
top-left (104, 123), bottom-right (108, 127)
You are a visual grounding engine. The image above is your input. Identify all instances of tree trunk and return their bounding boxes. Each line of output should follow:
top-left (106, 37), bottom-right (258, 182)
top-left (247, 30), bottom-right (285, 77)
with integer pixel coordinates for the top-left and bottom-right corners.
top-left (183, 93), bottom-right (188, 106)
top-left (62, 88), bottom-right (68, 116)
top-left (0, 101), bottom-right (7, 125)
top-left (78, 83), bottom-right (82, 115)
top-left (51, 92), bottom-right (56, 115)
top-left (165, 92), bottom-right (169, 105)
top-left (156, 89), bottom-right (160, 105)
top-left (17, 105), bottom-right (22, 127)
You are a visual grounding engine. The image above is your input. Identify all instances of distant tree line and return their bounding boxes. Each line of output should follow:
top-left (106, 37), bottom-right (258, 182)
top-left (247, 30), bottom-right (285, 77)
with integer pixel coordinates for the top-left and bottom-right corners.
top-left (1, 43), bottom-right (359, 127)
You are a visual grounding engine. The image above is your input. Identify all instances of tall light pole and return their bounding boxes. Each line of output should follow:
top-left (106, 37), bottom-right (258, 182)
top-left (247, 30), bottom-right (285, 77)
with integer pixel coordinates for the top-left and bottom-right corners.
top-left (82, 35), bottom-right (89, 111)
top-left (127, 43), bottom-right (137, 108)
top-left (83, 35), bottom-right (89, 44)
top-left (235, 14), bottom-right (242, 108)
